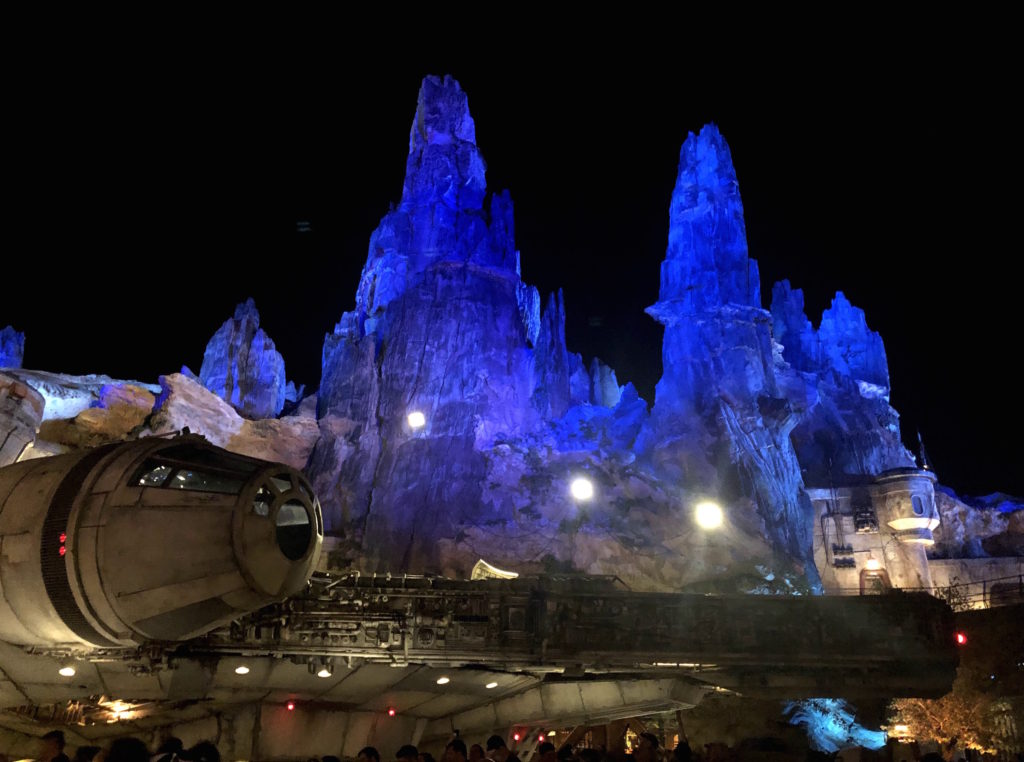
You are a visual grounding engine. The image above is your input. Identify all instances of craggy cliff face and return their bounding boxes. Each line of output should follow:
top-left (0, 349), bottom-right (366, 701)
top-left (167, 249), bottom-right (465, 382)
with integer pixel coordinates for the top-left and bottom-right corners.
top-left (8, 75), bottom-right (972, 593)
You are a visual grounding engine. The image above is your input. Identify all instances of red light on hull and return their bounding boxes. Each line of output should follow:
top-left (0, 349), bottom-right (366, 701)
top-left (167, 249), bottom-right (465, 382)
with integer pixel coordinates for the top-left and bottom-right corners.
top-left (956, 632), bottom-right (968, 646)
top-left (513, 734), bottom-right (520, 742)
top-left (286, 701), bottom-right (295, 711)
top-left (59, 546), bottom-right (66, 556)
top-left (387, 707), bottom-right (396, 717)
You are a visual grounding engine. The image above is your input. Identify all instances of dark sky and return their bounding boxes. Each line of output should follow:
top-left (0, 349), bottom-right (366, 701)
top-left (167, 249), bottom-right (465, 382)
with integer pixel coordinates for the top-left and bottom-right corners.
top-left (3, 38), bottom-right (1020, 496)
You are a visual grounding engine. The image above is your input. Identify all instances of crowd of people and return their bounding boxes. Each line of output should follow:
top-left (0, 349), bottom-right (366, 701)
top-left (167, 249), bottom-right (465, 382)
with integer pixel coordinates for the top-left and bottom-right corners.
top-left (0, 730), bottom-right (699, 762)
top-left (14, 727), bottom-right (958, 761)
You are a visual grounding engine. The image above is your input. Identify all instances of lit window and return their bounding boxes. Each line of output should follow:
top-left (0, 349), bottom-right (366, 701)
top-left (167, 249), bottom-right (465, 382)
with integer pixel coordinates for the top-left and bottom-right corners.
top-left (911, 495), bottom-right (926, 516)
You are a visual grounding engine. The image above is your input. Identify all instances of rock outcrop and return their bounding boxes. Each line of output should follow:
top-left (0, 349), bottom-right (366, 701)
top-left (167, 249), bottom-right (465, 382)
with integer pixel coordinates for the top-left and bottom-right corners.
top-left (770, 282), bottom-right (913, 485)
top-left (150, 373), bottom-right (318, 470)
top-left (38, 383), bottom-right (155, 448)
top-left (199, 298), bottom-right (288, 419)
top-left (643, 124), bottom-right (819, 586)
top-left (310, 76), bottom-right (633, 574)
top-left (0, 326), bottom-right (24, 369)
top-left (0, 371), bottom-right (44, 466)
top-left (932, 486), bottom-right (1024, 558)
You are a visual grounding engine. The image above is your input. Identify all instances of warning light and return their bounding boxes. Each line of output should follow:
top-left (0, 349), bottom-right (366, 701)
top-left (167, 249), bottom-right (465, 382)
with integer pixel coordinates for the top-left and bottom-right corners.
top-left (59, 533), bottom-right (67, 543)
top-left (59, 546), bottom-right (67, 556)
top-left (956, 631), bottom-right (968, 646)
top-left (286, 701), bottom-right (295, 711)
top-left (387, 707), bottom-right (396, 717)
top-left (513, 733), bottom-right (521, 742)
top-left (538, 735), bottom-right (545, 743)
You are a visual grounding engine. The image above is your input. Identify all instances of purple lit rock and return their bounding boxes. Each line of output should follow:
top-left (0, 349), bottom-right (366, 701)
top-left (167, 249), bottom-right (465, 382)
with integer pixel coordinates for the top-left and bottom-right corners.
top-left (658, 123), bottom-right (760, 311)
top-left (645, 125), bottom-right (817, 586)
top-left (1, 326), bottom-right (25, 369)
top-left (770, 280), bottom-right (818, 375)
top-left (532, 290), bottom-right (590, 419)
top-left (311, 76), bottom-right (633, 573)
top-left (818, 291), bottom-right (889, 388)
top-left (199, 298), bottom-right (287, 419)
top-left (770, 282), bottom-right (912, 484)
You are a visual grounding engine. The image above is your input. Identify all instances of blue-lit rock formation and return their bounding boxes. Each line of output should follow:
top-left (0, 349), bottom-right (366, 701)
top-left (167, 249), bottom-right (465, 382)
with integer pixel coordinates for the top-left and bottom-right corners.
top-left (311, 76), bottom-right (633, 572)
top-left (784, 699), bottom-right (886, 753)
top-left (770, 282), bottom-right (913, 484)
top-left (199, 298), bottom-right (288, 419)
top-left (0, 326), bottom-right (24, 369)
top-left (645, 124), bottom-right (818, 585)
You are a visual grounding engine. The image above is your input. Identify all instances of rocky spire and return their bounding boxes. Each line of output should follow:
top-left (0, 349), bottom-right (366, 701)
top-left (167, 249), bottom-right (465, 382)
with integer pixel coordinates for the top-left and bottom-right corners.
top-left (199, 298), bottom-right (287, 419)
top-left (656, 123), bottom-right (760, 313)
top-left (770, 280), bottom-right (819, 373)
top-left (0, 326), bottom-right (24, 369)
top-left (818, 292), bottom-right (889, 388)
top-left (351, 75), bottom-right (517, 326)
top-left (400, 75), bottom-right (486, 213)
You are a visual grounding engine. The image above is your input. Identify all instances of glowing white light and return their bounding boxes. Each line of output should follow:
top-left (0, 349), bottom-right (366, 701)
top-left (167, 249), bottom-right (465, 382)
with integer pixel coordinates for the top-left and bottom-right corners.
top-left (436, 676), bottom-right (450, 685)
top-left (235, 666), bottom-right (250, 675)
top-left (570, 477), bottom-right (594, 501)
top-left (695, 501), bottom-right (724, 529)
top-left (865, 558), bottom-right (882, 571)
top-left (317, 668), bottom-right (332, 678)
top-left (407, 411), bottom-right (426, 429)
top-left (486, 681), bottom-right (498, 689)
top-left (58, 666), bottom-right (76, 677)
top-left (892, 724), bottom-right (909, 733)
top-left (547, 731), bottom-right (557, 737)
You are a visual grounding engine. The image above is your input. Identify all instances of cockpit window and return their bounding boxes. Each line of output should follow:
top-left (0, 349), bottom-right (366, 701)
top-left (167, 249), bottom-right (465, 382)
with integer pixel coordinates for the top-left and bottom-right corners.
top-left (253, 486), bottom-right (273, 516)
top-left (276, 499), bottom-right (311, 560)
top-left (136, 463), bottom-right (173, 487)
top-left (270, 475), bottom-right (294, 494)
top-left (132, 458), bottom-right (244, 494)
top-left (157, 444), bottom-right (260, 477)
top-left (168, 469), bottom-right (244, 494)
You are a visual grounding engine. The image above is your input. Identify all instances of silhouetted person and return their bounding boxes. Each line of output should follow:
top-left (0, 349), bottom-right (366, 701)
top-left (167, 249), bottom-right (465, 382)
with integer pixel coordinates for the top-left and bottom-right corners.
top-left (469, 745), bottom-right (484, 762)
top-left (40, 731), bottom-right (71, 762)
top-left (672, 741), bottom-right (692, 762)
top-left (397, 746), bottom-right (419, 762)
top-left (108, 738), bottom-right (150, 762)
top-left (152, 738), bottom-right (183, 762)
top-left (445, 739), bottom-right (468, 762)
top-left (323, 756), bottom-right (342, 762)
top-left (184, 743), bottom-right (219, 762)
top-left (485, 736), bottom-right (518, 762)
top-left (358, 747), bottom-right (381, 762)
top-left (75, 747), bottom-right (102, 762)
top-left (537, 743), bottom-right (556, 762)
top-left (419, 753), bottom-right (437, 762)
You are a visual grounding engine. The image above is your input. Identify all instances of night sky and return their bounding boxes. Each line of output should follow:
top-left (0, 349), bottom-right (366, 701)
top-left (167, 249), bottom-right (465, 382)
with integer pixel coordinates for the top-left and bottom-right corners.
top-left (4, 41), bottom-right (1019, 497)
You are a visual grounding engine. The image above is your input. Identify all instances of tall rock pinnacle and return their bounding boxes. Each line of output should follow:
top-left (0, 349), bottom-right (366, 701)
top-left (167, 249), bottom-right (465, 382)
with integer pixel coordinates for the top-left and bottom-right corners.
top-left (657, 123), bottom-right (760, 312)
top-left (312, 76), bottom-right (619, 572)
top-left (648, 124), bottom-right (774, 416)
top-left (351, 75), bottom-right (518, 328)
top-left (401, 75), bottom-right (486, 213)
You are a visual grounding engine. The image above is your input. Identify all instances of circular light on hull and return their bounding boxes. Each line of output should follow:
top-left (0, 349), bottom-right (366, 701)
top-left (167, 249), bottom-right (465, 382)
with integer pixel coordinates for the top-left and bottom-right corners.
top-left (570, 477), bottom-right (594, 501)
top-left (695, 501), bottom-right (723, 529)
top-left (235, 666), bottom-right (250, 675)
top-left (486, 681), bottom-right (498, 689)
top-left (436, 676), bottom-right (450, 685)
top-left (58, 666), bottom-right (76, 677)
top-left (407, 411), bottom-right (426, 429)
top-left (317, 668), bottom-right (332, 678)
